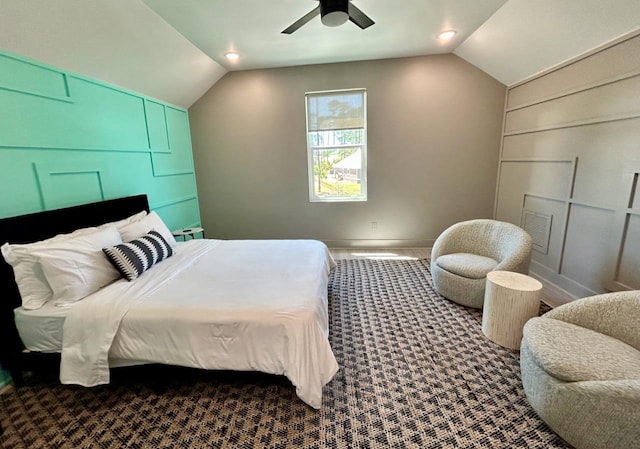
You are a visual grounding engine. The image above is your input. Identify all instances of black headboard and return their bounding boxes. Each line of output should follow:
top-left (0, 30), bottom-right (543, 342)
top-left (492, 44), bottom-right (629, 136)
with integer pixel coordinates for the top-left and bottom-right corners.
top-left (0, 194), bottom-right (150, 377)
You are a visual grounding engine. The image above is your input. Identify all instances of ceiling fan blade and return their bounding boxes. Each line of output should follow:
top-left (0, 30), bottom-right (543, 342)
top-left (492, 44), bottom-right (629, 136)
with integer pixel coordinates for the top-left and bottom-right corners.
top-left (348, 3), bottom-right (374, 30)
top-left (282, 6), bottom-right (321, 34)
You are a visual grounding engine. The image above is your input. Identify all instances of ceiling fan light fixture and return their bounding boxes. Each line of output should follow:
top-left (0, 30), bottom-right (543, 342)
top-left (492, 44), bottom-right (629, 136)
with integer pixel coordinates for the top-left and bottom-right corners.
top-left (437, 30), bottom-right (457, 41)
top-left (320, 0), bottom-right (349, 27)
top-left (321, 10), bottom-right (349, 27)
top-left (281, 0), bottom-right (373, 34)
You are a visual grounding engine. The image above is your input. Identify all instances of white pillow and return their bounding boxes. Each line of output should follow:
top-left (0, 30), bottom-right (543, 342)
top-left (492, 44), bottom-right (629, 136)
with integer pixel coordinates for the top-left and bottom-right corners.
top-left (2, 242), bottom-right (52, 310)
top-left (98, 210), bottom-right (147, 231)
top-left (0, 210), bottom-right (148, 310)
top-left (2, 226), bottom-right (100, 309)
top-left (34, 226), bottom-right (123, 306)
top-left (118, 211), bottom-right (177, 248)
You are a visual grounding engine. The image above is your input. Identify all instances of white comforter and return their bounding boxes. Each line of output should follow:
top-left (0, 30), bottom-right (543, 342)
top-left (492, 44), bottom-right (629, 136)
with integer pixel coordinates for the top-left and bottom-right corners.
top-left (60, 239), bottom-right (339, 409)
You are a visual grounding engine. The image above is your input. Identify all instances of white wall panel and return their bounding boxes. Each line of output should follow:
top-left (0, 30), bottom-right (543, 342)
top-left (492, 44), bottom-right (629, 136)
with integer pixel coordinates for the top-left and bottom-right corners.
top-left (495, 160), bottom-right (573, 224)
top-left (502, 119), bottom-right (640, 160)
top-left (617, 214), bottom-right (640, 288)
top-left (561, 205), bottom-right (615, 293)
top-left (632, 175), bottom-right (640, 209)
top-left (505, 75), bottom-right (640, 133)
top-left (495, 32), bottom-right (640, 299)
top-left (507, 34), bottom-right (640, 109)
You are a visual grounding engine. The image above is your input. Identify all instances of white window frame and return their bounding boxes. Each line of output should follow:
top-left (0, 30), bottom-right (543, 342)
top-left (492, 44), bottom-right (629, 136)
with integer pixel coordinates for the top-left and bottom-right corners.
top-left (305, 88), bottom-right (367, 203)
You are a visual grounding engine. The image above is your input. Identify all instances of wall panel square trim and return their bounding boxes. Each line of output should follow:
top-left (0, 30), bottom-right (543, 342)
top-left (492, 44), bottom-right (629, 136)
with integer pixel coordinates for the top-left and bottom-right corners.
top-left (35, 164), bottom-right (105, 210)
top-left (0, 53), bottom-right (71, 102)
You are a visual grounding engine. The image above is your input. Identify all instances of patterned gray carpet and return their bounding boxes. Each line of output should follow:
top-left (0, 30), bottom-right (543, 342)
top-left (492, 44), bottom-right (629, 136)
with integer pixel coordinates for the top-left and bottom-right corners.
top-left (0, 259), bottom-right (569, 448)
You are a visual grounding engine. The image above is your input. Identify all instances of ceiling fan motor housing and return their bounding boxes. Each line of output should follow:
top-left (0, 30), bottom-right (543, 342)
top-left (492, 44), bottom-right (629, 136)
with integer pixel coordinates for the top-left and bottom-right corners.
top-left (320, 0), bottom-right (350, 27)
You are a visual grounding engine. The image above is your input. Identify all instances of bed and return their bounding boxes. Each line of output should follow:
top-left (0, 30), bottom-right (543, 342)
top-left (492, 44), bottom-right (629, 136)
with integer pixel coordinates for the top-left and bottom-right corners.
top-left (0, 195), bottom-right (338, 409)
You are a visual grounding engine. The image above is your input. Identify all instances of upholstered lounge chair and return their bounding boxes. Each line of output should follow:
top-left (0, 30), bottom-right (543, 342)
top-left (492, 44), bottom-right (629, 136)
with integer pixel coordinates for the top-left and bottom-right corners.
top-left (430, 219), bottom-right (532, 309)
top-left (520, 291), bottom-right (640, 449)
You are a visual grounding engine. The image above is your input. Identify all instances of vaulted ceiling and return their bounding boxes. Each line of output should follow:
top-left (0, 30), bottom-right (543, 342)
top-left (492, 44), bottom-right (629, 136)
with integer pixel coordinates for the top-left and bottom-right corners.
top-left (0, 0), bottom-right (639, 108)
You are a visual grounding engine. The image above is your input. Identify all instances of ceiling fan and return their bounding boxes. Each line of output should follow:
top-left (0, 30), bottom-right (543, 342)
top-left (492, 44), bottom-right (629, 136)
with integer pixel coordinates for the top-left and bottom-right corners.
top-left (282, 0), bottom-right (375, 34)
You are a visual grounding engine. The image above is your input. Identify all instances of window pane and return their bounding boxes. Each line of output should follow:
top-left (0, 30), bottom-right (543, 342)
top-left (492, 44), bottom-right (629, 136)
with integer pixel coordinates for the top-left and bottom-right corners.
top-left (308, 129), bottom-right (363, 147)
top-left (306, 89), bottom-right (366, 202)
top-left (307, 91), bottom-right (364, 131)
top-left (311, 147), bottom-right (363, 199)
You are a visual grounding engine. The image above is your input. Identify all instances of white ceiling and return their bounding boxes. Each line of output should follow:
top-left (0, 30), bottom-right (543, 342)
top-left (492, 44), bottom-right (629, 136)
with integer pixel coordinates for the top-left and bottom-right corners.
top-left (142, 0), bottom-right (507, 71)
top-left (455, 0), bottom-right (640, 85)
top-left (0, 0), bottom-right (639, 108)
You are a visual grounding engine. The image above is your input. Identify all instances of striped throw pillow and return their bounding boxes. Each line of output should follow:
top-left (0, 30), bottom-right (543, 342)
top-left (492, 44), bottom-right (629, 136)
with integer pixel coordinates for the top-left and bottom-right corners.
top-left (103, 230), bottom-right (173, 281)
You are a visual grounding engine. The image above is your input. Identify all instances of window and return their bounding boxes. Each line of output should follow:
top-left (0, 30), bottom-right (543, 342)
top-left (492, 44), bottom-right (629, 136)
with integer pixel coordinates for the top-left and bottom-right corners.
top-left (305, 89), bottom-right (367, 202)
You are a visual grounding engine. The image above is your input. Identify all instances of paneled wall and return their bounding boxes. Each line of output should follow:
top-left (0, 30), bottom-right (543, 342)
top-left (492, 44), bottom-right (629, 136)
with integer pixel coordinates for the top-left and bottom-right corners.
top-left (495, 32), bottom-right (640, 299)
top-left (0, 51), bottom-right (201, 228)
top-left (0, 51), bottom-right (201, 385)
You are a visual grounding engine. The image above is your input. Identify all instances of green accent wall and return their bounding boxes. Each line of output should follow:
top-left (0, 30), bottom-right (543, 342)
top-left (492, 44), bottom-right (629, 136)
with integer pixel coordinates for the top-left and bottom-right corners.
top-left (0, 51), bottom-right (201, 226)
top-left (0, 51), bottom-right (202, 385)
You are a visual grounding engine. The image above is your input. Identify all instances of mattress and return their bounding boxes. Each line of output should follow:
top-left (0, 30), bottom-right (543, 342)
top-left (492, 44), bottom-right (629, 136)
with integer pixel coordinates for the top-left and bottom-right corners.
top-left (15, 300), bottom-right (69, 353)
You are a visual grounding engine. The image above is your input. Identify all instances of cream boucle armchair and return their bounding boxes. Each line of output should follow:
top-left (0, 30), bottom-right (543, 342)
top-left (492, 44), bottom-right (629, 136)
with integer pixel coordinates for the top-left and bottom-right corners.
top-left (430, 219), bottom-right (533, 309)
top-left (520, 291), bottom-right (640, 449)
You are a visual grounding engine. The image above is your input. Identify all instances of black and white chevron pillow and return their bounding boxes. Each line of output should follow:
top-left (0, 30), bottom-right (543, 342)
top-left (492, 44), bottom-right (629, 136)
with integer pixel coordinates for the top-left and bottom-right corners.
top-left (103, 230), bottom-right (174, 281)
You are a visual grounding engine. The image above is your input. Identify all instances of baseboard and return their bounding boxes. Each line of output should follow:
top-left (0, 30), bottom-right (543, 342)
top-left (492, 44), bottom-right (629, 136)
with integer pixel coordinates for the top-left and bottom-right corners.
top-left (323, 239), bottom-right (434, 248)
top-left (527, 271), bottom-right (577, 307)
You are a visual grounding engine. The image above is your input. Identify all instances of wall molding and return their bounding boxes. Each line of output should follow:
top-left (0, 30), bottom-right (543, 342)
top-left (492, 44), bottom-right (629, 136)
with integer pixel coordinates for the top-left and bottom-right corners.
top-left (0, 49), bottom-right (200, 231)
top-left (509, 28), bottom-right (640, 89)
top-left (523, 192), bottom-right (566, 204)
top-left (0, 84), bottom-right (74, 103)
top-left (143, 99), bottom-right (171, 153)
top-left (495, 159), bottom-right (575, 272)
top-left (150, 195), bottom-right (198, 210)
top-left (496, 158), bottom-right (575, 215)
top-left (528, 270), bottom-right (577, 306)
top-left (529, 260), bottom-right (596, 299)
top-left (520, 173), bottom-right (635, 297)
top-left (0, 50), bottom-right (187, 110)
top-left (506, 70), bottom-right (640, 112)
top-left (0, 52), bottom-right (72, 102)
top-left (496, 31), bottom-right (640, 297)
top-left (150, 153), bottom-right (195, 177)
top-left (503, 112), bottom-right (640, 137)
top-left (492, 89), bottom-right (510, 218)
top-left (34, 164), bottom-right (105, 210)
top-left (607, 164), bottom-right (640, 291)
top-left (496, 151), bottom-right (625, 298)
top-left (0, 144), bottom-right (155, 153)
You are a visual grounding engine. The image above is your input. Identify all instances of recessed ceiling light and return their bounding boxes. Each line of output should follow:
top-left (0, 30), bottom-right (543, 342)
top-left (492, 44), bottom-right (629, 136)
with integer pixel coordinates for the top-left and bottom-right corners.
top-left (437, 30), bottom-right (457, 41)
top-left (225, 52), bottom-right (239, 61)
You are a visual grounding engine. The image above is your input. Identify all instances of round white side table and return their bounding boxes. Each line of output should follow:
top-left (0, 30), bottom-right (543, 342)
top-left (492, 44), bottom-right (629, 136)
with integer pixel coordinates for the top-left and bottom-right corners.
top-left (172, 227), bottom-right (205, 241)
top-left (482, 270), bottom-right (542, 349)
